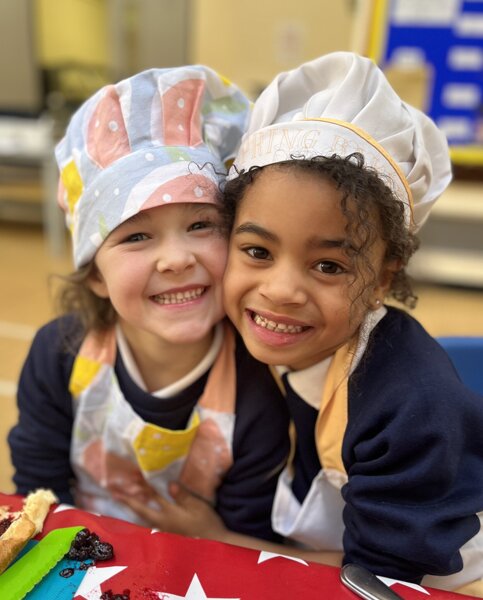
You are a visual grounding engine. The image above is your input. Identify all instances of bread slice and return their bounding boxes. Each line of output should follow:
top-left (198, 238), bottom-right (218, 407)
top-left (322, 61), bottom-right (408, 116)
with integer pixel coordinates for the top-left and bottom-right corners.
top-left (0, 489), bottom-right (57, 574)
top-left (22, 489), bottom-right (57, 535)
top-left (0, 512), bottom-right (36, 574)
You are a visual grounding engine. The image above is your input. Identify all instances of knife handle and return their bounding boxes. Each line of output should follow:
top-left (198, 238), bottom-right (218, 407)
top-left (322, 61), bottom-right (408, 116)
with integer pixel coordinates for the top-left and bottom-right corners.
top-left (340, 564), bottom-right (404, 600)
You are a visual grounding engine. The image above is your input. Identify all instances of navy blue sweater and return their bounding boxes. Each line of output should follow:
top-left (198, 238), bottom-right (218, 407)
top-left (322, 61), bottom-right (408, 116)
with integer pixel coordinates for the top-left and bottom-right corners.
top-left (8, 316), bottom-right (290, 542)
top-left (289, 307), bottom-right (483, 583)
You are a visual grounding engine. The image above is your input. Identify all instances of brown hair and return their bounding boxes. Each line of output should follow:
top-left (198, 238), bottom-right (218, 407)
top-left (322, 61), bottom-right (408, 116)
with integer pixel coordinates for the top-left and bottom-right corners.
top-left (54, 262), bottom-right (116, 342)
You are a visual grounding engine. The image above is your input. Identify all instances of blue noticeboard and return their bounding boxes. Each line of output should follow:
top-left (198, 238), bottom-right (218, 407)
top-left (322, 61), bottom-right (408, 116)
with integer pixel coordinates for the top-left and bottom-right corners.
top-left (367, 0), bottom-right (483, 165)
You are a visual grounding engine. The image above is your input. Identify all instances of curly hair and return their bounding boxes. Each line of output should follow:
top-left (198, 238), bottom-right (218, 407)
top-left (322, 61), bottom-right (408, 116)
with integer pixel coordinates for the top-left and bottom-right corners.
top-left (223, 153), bottom-right (420, 308)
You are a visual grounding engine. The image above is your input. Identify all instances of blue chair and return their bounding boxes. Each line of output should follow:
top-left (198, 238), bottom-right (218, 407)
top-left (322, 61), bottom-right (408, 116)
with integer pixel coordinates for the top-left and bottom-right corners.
top-left (437, 337), bottom-right (483, 396)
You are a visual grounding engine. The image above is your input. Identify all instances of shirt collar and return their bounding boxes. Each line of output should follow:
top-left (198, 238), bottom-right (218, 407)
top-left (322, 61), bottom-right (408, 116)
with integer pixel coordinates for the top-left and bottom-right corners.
top-left (275, 306), bottom-right (387, 409)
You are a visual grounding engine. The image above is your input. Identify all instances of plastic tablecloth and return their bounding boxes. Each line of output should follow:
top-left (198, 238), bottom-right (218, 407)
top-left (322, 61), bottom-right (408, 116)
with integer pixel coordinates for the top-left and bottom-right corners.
top-left (0, 492), bottom-right (478, 600)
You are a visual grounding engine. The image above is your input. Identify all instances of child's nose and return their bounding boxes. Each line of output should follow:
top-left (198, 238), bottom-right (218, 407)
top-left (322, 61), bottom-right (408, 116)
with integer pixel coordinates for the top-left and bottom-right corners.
top-left (155, 239), bottom-right (196, 274)
top-left (258, 264), bottom-right (307, 306)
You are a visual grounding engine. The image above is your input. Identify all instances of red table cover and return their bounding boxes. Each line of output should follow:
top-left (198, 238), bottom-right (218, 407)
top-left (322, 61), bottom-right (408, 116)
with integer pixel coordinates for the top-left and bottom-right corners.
top-left (0, 493), bottom-right (478, 600)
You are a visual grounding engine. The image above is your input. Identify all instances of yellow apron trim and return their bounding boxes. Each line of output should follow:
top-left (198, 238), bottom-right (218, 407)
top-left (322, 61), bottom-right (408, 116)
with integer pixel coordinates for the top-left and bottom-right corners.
top-left (268, 365), bottom-right (285, 395)
top-left (133, 412), bottom-right (201, 472)
top-left (69, 356), bottom-right (103, 397)
top-left (69, 328), bottom-right (117, 397)
top-left (198, 320), bottom-right (236, 412)
top-left (315, 341), bottom-right (355, 475)
top-left (454, 579), bottom-right (483, 598)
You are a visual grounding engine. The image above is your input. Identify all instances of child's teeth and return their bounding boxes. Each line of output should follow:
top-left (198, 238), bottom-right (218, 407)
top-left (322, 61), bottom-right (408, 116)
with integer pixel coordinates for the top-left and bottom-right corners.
top-left (254, 313), bottom-right (304, 333)
top-left (154, 287), bottom-right (204, 305)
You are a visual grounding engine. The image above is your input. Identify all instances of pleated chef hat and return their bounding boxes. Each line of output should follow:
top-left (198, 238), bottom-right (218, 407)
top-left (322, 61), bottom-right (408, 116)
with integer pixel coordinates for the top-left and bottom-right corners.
top-left (56, 66), bottom-right (251, 268)
top-left (231, 52), bottom-right (452, 232)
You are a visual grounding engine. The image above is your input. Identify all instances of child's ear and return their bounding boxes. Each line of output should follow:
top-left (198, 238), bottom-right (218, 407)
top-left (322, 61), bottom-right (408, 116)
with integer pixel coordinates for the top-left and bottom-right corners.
top-left (372, 258), bottom-right (401, 307)
top-left (87, 264), bottom-right (109, 299)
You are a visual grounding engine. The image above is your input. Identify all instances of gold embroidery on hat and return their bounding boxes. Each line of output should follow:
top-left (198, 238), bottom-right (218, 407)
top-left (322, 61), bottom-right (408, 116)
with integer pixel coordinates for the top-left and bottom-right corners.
top-left (303, 117), bottom-right (414, 228)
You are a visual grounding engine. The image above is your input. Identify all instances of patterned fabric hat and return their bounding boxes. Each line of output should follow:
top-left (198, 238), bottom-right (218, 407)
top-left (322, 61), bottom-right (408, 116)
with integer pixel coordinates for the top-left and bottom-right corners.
top-left (56, 66), bottom-right (251, 267)
top-left (230, 52), bottom-right (452, 232)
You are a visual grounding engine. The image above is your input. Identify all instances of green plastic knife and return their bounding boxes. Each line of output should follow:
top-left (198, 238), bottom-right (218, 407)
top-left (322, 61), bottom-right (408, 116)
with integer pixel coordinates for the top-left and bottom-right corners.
top-left (0, 525), bottom-right (84, 600)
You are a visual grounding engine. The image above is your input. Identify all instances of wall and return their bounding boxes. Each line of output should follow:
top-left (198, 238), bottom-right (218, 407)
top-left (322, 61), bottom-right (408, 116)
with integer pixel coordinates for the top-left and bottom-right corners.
top-left (35, 0), bottom-right (109, 68)
top-left (0, 0), bottom-right (42, 114)
top-left (31, 0), bottom-right (357, 98)
top-left (190, 0), bottom-right (356, 98)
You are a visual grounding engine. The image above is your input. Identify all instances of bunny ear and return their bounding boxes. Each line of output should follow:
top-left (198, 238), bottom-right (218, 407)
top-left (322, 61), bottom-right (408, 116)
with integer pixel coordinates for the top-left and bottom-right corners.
top-left (87, 86), bottom-right (131, 169)
top-left (160, 78), bottom-right (205, 146)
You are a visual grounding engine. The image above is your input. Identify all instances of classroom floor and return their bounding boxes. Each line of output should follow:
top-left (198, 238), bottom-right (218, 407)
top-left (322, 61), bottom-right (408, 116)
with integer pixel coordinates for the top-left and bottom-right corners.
top-left (1, 220), bottom-right (483, 493)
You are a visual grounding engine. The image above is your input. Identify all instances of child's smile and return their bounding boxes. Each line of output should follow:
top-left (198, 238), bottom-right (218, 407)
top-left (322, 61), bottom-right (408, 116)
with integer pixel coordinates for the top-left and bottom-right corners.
top-left (251, 309), bottom-right (310, 334)
top-left (224, 167), bottom-right (390, 370)
top-left (246, 308), bottom-right (313, 349)
top-left (90, 203), bottom-right (228, 353)
top-left (151, 286), bottom-right (206, 306)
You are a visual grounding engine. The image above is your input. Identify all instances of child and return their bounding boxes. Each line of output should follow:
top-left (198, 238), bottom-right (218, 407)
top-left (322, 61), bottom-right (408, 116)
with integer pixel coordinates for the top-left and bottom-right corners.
top-left (121, 53), bottom-right (483, 595)
top-left (8, 66), bottom-right (291, 543)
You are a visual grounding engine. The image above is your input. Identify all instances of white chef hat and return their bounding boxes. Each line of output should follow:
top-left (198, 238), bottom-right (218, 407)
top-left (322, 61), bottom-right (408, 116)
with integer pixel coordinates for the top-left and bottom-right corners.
top-left (230, 51), bottom-right (452, 232)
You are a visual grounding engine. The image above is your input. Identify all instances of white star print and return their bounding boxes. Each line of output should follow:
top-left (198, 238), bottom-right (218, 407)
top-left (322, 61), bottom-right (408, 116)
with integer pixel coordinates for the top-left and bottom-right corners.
top-left (53, 503), bottom-right (101, 516)
top-left (257, 551), bottom-right (308, 566)
top-left (159, 573), bottom-right (239, 600)
top-left (74, 565), bottom-right (127, 599)
top-left (378, 577), bottom-right (430, 595)
top-left (53, 503), bottom-right (76, 513)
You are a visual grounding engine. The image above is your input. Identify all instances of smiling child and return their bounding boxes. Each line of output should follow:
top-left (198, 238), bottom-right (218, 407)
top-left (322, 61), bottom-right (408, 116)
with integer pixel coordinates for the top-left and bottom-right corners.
top-left (8, 66), bottom-right (291, 542)
top-left (125, 53), bottom-right (483, 596)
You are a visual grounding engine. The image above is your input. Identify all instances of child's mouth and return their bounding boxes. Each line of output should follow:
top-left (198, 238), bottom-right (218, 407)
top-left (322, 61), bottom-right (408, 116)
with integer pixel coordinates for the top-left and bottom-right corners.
top-left (249, 311), bottom-right (310, 334)
top-left (152, 287), bottom-right (205, 305)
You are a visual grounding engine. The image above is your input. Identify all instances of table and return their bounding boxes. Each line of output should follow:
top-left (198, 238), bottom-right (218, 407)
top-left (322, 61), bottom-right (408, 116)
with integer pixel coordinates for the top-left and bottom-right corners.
top-left (0, 493), bottom-right (478, 600)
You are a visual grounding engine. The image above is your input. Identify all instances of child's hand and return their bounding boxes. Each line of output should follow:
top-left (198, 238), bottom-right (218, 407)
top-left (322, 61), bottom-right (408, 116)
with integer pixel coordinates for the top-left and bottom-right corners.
top-left (116, 482), bottom-right (228, 540)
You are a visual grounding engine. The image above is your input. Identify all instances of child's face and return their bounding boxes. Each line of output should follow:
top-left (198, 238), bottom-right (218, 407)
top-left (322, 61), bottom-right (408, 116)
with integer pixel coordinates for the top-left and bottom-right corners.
top-left (89, 202), bottom-right (227, 348)
top-left (223, 167), bottom-right (393, 370)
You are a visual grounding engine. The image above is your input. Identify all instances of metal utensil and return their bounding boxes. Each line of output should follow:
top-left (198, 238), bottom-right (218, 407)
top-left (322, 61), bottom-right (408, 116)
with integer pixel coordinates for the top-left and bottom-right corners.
top-left (340, 564), bottom-right (405, 600)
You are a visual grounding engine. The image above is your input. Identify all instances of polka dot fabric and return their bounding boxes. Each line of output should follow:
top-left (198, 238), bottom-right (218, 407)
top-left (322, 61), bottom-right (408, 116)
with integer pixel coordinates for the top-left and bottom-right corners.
top-left (55, 66), bottom-right (251, 267)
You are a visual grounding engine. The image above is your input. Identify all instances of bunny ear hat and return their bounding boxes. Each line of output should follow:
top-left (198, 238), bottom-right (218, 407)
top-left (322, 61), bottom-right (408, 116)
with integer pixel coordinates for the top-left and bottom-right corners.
top-left (230, 51), bottom-right (452, 232)
top-left (56, 66), bottom-right (251, 268)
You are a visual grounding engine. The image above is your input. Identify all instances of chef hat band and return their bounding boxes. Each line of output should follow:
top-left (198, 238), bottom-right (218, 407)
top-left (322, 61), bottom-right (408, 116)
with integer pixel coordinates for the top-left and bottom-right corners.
top-left (235, 117), bottom-right (415, 229)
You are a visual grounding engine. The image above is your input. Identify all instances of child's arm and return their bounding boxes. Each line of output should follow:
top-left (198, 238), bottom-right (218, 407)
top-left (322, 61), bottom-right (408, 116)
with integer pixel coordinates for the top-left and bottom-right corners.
top-left (8, 319), bottom-right (76, 504)
top-left (212, 340), bottom-right (292, 543)
top-left (117, 485), bottom-right (343, 567)
top-left (343, 358), bottom-right (483, 582)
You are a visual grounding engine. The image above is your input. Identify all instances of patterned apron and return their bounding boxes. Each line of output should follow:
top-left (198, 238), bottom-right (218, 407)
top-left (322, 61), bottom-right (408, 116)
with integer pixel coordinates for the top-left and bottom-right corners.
top-left (69, 322), bottom-right (236, 524)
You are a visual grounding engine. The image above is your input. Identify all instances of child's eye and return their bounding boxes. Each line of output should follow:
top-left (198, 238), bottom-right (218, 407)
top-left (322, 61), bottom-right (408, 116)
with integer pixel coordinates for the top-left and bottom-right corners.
top-left (315, 261), bottom-right (345, 275)
top-left (189, 220), bottom-right (214, 231)
top-left (123, 232), bottom-right (149, 243)
top-left (245, 246), bottom-right (271, 260)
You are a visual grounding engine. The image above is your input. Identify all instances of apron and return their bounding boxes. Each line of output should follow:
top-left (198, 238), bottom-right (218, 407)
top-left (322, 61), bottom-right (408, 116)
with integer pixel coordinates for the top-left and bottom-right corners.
top-left (271, 333), bottom-right (483, 595)
top-left (69, 322), bottom-right (236, 524)
top-left (271, 341), bottom-right (352, 551)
